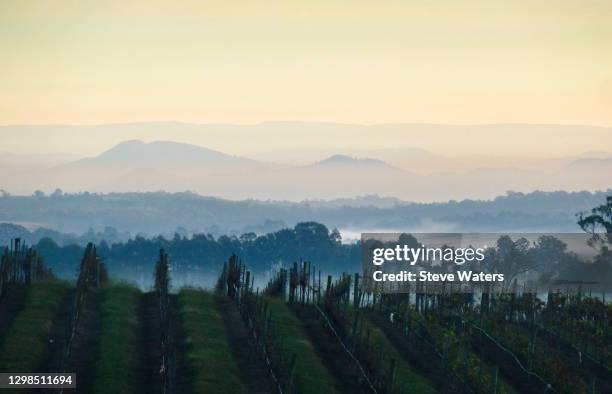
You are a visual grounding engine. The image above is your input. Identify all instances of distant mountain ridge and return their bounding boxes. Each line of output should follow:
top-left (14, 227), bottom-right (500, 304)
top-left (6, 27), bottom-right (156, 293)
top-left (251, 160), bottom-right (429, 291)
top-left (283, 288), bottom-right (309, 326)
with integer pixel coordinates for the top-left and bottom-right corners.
top-left (568, 157), bottom-right (612, 169)
top-left (0, 134), bottom-right (610, 201)
top-left (315, 154), bottom-right (394, 168)
top-left (61, 139), bottom-right (260, 169)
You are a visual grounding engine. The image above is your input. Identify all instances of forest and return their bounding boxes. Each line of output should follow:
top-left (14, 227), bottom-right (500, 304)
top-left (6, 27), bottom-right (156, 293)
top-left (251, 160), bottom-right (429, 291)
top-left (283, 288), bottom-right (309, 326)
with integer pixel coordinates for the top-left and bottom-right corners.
top-left (1, 190), bottom-right (610, 245)
top-left (33, 222), bottom-right (359, 279)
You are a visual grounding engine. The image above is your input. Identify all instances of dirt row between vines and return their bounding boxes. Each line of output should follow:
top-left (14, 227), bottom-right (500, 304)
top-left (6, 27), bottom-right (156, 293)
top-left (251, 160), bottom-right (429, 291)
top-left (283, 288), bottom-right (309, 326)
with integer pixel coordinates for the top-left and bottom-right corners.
top-left (138, 291), bottom-right (163, 394)
top-left (36, 288), bottom-right (101, 394)
top-left (216, 296), bottom-right (276, 394)
top-left (288, 303), bottom-right (371, 394)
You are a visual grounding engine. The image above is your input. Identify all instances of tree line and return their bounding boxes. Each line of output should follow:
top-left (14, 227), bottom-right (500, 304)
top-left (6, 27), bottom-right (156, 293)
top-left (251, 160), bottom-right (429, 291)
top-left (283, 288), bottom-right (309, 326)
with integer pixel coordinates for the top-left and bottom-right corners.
top-left (34, 222), bottom-right (359, 278)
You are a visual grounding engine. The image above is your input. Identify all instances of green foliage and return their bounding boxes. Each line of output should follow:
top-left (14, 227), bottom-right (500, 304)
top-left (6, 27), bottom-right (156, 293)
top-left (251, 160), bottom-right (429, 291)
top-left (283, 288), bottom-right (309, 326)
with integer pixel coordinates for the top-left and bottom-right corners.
top-left (413, 312), bottom-right (516, 394)
top-left (395, 290), bottom-right (607, 394)
top-left (179, 289), bottom-right (245, 394)
top-left (0, 280), bottom-right (69, 371)
top-left (93, 283), bottom-right (140, 394)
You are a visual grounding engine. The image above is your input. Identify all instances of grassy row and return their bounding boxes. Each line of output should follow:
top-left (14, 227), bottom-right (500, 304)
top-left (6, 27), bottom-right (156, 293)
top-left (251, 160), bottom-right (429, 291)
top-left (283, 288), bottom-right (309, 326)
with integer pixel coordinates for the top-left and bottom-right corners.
top-left (179, 289), bottom-right (246, 393)
top-left (92, 283), bottom-right (141, 394)
top-left (362, 315), bottom-right (438, 394)
top-left (264, 297), bottom-right (338, 394)
top-left (0, 280), bottom-right (69, 371)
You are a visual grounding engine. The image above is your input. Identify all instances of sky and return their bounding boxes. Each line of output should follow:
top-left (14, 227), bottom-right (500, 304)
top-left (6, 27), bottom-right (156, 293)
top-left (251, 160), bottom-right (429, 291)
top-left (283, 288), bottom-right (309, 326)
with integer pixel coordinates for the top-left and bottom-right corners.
top-left (1, 0), bottom-right (611, 129)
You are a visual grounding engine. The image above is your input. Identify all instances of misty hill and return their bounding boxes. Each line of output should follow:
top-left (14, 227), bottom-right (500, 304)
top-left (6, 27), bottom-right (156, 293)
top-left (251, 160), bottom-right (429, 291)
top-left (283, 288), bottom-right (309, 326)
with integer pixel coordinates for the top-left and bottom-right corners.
top-left (314, 155), bottom-right (396, 169)
top-left (38, 140), bottom-right (273, 194)
top-left (0, 190), bottom-right (609, 246)
top-left (8, 138), bottom-right (609, 201)
top-left (568, 157), bottom-right (612, 170)
top-left (1, 122), bottom-right (611, 200)
top-left (63, 140), bottom-right (259, 169)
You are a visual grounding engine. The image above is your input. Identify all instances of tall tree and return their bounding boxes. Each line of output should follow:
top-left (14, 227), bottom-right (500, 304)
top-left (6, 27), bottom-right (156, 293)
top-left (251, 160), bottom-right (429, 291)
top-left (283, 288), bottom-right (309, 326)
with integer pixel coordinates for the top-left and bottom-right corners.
top-left (578, 196), bottom-right (612, 246)
top-left (578, 196), bottom-right (612, 287)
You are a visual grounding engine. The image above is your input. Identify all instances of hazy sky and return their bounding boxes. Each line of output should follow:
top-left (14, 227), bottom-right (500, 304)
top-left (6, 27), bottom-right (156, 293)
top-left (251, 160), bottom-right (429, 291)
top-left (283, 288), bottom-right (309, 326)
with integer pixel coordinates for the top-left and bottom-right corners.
top-left (1, 1), bottom-right (611, 127)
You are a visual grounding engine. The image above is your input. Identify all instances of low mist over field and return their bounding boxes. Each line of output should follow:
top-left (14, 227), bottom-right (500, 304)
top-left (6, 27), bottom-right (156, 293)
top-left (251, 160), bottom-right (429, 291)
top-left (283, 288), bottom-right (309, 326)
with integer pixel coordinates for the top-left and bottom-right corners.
top-left (0, 190), bottom-right (609, 248)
